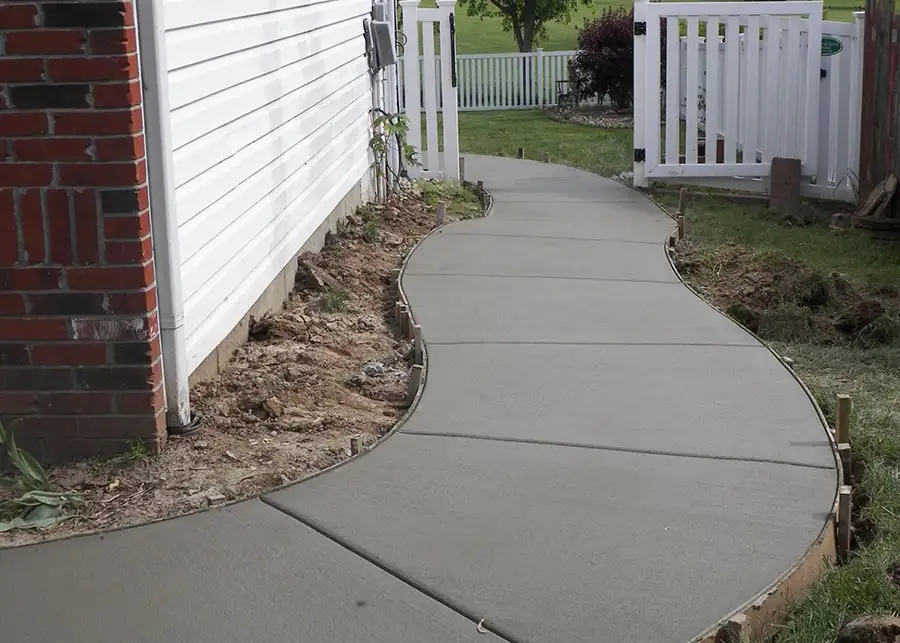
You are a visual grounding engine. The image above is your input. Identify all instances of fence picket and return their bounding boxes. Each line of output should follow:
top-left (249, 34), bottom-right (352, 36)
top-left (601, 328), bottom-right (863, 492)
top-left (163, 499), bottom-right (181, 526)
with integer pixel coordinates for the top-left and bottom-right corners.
top-left (421, 20), bottom-right (440, 171)
top-left (686, 17), bottom-right (701, 164)
top-left (724, 17), bottom-right (740, 163)
top-left (744, 17), bottom-right (761, 165)
top-left (665, 18), bottom-right (681, 164)
top-left (706, 19), bottom-right (721, 165)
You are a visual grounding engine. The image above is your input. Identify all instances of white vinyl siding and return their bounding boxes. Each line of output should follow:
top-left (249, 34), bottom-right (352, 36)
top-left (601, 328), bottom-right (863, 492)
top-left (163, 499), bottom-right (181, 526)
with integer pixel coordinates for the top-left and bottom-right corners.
top-left (162, 0), bottom-right (373, 372)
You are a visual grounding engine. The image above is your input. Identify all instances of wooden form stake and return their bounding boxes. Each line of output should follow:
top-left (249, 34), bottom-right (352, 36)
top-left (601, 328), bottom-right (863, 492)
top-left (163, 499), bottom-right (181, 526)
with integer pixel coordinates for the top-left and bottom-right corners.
top-left (542, 152), bottom-right (551, 163)
top-left (677, 187), bottom-right (686, 215)
top-left (518, 146), bottom-right (525, 159)
top-left (390, 268), bottom-right (401, 292)
top-left (350, 437), bottom-right (360, 456)
top-left (407, 364), bottom-right (424, 404)
top-left (676, 215), bottom-right (685, 240)
top-left (837, 485), bottom-right (852, 562)
top-left (717, 614), bottom-right (748, 643)
top-left (400, 304), bottom-right (410, 338)
top-left (836, 394), bottom-right (851, 443)
top-left (476, 180), bottom-right (486, 209)
top-left (413, 324), bottom-right (423, 364)
top-left (838, 443), bottom-right (852, 486)
top-left (667, 235), bottom-right (676, 249)
top-left (394, 301), bottom-right (402, 333)
top-left (435, 202), bottom-right (446, 226)
top-left (459, 157), bottom-right (465, 183)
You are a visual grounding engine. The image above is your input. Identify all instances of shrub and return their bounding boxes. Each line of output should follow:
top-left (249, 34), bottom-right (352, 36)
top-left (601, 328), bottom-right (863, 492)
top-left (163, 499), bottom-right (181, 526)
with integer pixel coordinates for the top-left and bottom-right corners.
top-left (570, 10), bottom-right (668, 112)
top-left (571, 8), bottom-right (634, 110)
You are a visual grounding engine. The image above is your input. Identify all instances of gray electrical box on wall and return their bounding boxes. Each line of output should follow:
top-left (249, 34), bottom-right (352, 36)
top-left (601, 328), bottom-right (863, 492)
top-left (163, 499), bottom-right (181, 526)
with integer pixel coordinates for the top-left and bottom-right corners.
top-left (370, 21), bottom-right (396, 68)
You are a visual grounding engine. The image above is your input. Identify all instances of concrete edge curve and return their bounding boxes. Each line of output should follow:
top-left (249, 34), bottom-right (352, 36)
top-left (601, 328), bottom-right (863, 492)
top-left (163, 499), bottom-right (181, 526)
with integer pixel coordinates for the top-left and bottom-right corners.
top-left (0, 186), bottom-right (495, 552)
top-left (639, 190), bottom-right (841, 643)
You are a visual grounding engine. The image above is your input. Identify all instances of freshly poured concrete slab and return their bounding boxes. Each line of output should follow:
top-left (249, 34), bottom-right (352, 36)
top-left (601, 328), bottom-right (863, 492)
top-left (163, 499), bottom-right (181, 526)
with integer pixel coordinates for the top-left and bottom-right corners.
top-left (441, 202), bottom-right (673, 243)
top-left (403, 343), bottom-right (834, 468)
top-left (403, 273), bottom-right (758, 346)
top-left (267, 434), bottom-right (837, 643)
top-left (464, 155), bottom-right (644, 203)
top-left (0, 500), bottom-right (503, 643)
top-left (406, 228), bottom-right (679, 283)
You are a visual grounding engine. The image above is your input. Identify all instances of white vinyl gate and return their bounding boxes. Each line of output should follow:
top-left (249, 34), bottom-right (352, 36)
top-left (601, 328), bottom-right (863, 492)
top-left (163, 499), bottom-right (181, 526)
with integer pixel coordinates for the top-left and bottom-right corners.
top-left (400, 0), bottom-right (460, 180)
top-left (633, 0), bottom-right (824, 190)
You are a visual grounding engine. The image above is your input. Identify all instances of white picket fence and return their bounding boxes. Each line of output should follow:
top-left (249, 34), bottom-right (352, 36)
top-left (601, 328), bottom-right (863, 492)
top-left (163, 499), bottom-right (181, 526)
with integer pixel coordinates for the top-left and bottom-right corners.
top-left (670, 16), bottom-right (862, 199)
top-left (399, 49), bottom-right (580, 111)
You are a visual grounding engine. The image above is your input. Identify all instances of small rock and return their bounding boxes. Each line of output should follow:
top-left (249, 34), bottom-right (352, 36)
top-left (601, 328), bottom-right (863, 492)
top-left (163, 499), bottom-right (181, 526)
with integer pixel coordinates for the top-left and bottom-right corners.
top-left (296, 257), bottom-right (344, 292)
top-left (362, 361), bottom-right (385, 377)
top-left (261, 396), bottom-right (284, 418)
top-left (207, 492), bottom-right (227, 506)
top-left (837, 614), bottom-right (900, 643)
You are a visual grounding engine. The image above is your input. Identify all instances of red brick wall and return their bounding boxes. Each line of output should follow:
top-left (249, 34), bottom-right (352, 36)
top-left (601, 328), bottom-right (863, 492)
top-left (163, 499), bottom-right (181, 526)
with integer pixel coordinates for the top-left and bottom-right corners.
top-left (0, 0), bottom-right (166, 463)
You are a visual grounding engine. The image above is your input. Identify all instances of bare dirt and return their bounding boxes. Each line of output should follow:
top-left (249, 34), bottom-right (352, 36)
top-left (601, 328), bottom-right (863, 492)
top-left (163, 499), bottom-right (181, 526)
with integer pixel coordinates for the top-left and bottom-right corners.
top-left (1, 180), bottom-right (481, 548)
top-left (674, 242), bottom-right (900, 347)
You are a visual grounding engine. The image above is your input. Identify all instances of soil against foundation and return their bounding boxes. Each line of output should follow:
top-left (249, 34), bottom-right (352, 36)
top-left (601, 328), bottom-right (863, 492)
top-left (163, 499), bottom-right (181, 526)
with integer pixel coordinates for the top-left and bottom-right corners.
top-left (673, 241), bottom-right (900, 347)
top-left (1, 180), bottom-right (481, 548)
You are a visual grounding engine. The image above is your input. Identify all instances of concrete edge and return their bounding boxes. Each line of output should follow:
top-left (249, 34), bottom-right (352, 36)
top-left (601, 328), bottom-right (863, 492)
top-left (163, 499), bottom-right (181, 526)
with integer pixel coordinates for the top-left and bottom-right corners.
top-left (0, 179), bottom-right (489, 552)
top-left (638, 190), bottom-right (841, 643)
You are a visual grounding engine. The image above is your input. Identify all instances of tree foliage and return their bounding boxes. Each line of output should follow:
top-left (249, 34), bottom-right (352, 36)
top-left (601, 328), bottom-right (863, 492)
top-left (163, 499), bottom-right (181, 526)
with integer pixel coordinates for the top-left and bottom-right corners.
top-left (457, 0), bottom-right (592, 53)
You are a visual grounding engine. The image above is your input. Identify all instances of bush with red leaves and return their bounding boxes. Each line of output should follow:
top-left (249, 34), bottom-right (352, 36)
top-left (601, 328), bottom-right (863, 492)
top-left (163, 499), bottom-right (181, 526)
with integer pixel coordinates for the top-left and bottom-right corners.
top-left (570, 10), bottom-right (668, 112)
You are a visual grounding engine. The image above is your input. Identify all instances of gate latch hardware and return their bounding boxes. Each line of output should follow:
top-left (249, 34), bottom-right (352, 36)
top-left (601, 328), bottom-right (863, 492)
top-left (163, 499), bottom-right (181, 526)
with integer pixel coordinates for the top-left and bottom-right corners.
top-left (634, 148), bottom-right (646, 163)
top-left (634, 21), bottom-right (647, 36)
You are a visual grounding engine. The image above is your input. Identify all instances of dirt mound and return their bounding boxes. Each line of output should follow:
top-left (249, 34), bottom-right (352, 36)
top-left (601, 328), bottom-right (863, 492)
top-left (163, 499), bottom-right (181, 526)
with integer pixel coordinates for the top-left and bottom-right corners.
top-left (1, 181), bottom-right (480, 548)
top-left (674, 242), bottom-right (900, 345)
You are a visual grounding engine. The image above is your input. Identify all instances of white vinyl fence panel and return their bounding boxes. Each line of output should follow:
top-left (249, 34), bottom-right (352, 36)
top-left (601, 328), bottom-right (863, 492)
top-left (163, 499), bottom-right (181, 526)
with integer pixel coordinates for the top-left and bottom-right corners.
top-left (399, 49), bottom-right (579, 111)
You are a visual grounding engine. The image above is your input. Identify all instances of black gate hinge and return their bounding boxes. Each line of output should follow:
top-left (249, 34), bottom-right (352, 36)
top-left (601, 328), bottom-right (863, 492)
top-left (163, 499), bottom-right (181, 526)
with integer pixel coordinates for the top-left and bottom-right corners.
top-left (634, 148), bottom-right (646, 162)
top-left (634, 21), bottom-right (647, 36)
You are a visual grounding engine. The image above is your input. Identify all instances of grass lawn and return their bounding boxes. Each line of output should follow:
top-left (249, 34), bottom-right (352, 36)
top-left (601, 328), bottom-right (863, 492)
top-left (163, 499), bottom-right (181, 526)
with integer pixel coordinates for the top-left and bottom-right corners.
top-left (459, 110), bottom-right (632, 176)
top-left (457, 107), bottom-right (900, 641)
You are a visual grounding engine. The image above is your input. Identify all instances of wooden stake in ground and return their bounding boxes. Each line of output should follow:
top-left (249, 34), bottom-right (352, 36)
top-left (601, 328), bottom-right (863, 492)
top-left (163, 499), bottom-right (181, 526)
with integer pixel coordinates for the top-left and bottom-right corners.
top-left (717, 614), bottom-right (749, 643)
top-left (400, 304), bottom-right (410, 338)
top-left (838, 443), bottom-right (852, 486)
top-left (676, 215), bottom-right (685, 240)
top-left (836, 394), bottom-right (852, 443)
top-left (435, 202), bottom-right (446, 226)
top-left (350, 438), bottom-right (360, 456)
top-left (394, 301), bottom-right (403, 334)
top-left (459, 157), bottom-right (465, 183)
top-left (677, 187), bottom-right (686, 216)
top-left (413, 324), bottom-right (423, 365)
top-left (476, 181), bottom-right (485, 209)
top-left (542, 152), bottom-right (551, 163)
top-left (390, 268), bottom-right (401, 293)
top-left (769, 157), bottom-right (802, 214)
top-left (838, 485), bottom-right (852, 562)
top-left (518, 147), bottom-right (525, 159)
top-left (407, 364), bottom-right (424, 405)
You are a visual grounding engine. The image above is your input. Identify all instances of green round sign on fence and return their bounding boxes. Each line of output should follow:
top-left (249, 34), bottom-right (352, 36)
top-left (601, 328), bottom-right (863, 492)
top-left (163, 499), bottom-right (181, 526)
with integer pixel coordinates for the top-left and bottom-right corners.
top-left (821, 36), bottom-right (843, 57)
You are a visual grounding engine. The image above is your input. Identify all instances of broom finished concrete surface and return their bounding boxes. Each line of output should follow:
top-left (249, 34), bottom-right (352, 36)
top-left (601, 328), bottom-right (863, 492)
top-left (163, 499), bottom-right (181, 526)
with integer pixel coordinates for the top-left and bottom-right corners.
top-left (0, 156), bottom-right (836, 643)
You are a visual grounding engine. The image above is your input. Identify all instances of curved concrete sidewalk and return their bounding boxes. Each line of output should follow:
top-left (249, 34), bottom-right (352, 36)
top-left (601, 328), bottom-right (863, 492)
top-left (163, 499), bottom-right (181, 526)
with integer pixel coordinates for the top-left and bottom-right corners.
top-left (1, 156), bottom-right (836, 643)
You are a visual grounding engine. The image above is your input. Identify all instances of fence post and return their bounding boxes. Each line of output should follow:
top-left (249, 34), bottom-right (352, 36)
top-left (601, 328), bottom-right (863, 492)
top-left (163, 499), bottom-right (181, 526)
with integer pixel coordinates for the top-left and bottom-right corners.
top-left (400, 0), bottom-right (422, 171)
top-left (633, 0), bottom-right (649, 187)
top-left (537, 48), bottom-right (545, 108)
top-left (437, 0), bottom-right (460, 180)
top-left (847, 11), bottom-right (865, 199)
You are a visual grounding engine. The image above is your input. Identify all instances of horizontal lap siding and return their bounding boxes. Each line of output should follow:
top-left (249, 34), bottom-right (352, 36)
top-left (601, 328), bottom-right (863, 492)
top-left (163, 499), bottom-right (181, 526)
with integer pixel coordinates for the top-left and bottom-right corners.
top-left (162, 0), bottom-right (372, 372)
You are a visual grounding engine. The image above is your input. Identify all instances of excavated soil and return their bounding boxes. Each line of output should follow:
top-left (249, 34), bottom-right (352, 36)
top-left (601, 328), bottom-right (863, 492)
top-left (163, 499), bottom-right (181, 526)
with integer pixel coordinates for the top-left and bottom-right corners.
top-left (1, 180), bottom-right (481, 548)
top-left (674, 242), bottom-right (900, 346)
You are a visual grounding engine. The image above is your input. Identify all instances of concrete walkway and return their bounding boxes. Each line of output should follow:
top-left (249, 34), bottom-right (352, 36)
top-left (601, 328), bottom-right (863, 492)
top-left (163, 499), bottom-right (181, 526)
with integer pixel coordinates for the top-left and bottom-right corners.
top-left (1, 156), bottom-right (835, 643)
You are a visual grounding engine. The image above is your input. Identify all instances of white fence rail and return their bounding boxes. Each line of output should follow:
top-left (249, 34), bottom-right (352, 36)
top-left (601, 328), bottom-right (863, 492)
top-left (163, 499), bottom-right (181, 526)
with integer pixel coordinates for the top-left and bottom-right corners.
top-left (673, 16), bottom-right (862, 199)
top-left (399, 49), bottom-right (578, 112)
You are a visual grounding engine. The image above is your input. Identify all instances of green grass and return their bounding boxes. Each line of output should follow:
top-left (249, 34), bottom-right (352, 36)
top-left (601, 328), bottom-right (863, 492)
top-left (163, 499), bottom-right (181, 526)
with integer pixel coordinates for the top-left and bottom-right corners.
top-left (459, 110), bottom-right (632, 177)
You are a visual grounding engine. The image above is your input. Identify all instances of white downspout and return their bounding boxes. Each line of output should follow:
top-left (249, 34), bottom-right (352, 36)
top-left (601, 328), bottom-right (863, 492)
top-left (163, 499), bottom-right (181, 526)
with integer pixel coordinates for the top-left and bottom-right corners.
top-left (135, 0), bottom-right (192, 429)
